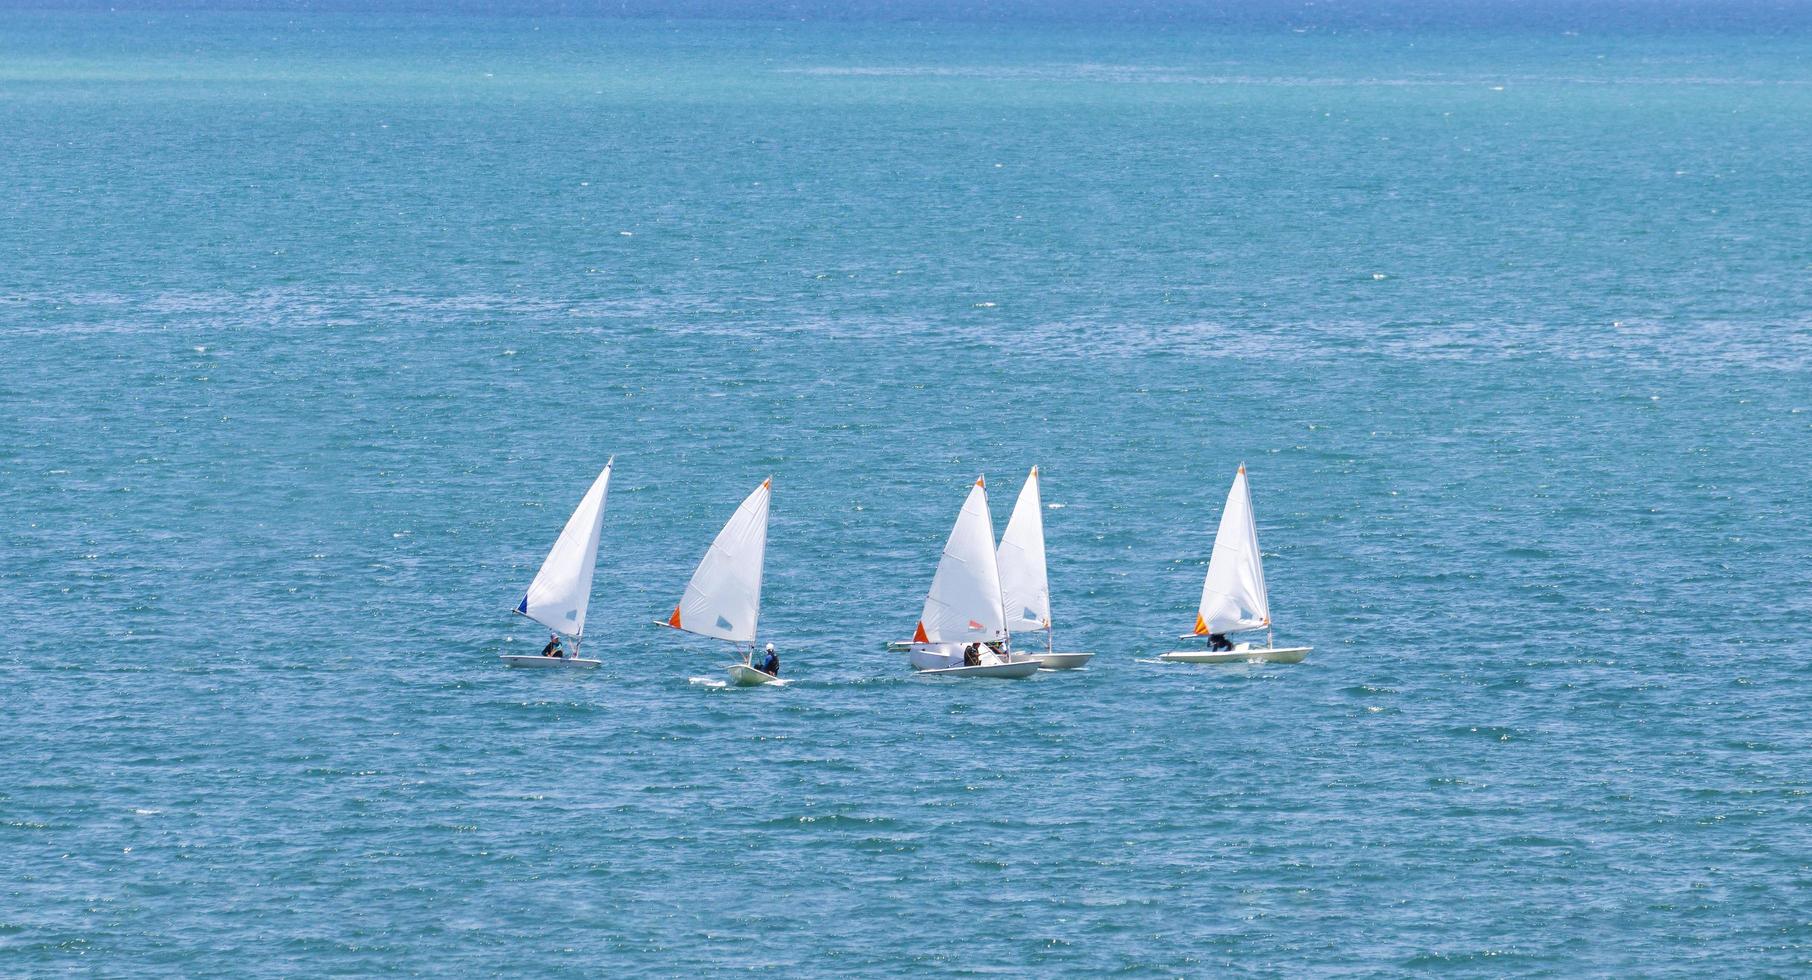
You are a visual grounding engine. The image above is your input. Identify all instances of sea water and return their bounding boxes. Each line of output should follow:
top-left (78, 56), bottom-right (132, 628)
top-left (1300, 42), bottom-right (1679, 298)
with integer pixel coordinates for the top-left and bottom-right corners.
top-left (3, 6), bottom-right (1810, 974)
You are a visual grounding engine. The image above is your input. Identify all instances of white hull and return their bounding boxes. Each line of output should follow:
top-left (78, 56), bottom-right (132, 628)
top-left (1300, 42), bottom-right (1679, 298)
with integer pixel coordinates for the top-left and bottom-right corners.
top-left (913, 661), bottom-right (1040, 679)
top-left (500, 655), bottom-right (602, 669)
top-left (898, 644), bottom-right (1087, 669)
top-left (1157, 646), bottom-right (1310, 665)
top-left (1034, 652), bottom-right (1094, 670)
top-left (725, 664), bottom-right (781, 686)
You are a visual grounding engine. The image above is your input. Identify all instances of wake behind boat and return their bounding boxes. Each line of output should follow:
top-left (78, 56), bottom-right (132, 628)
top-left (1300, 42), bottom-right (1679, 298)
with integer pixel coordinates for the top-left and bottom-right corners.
top-left (1158, 464), bottom-right (1311, 666)
top-left (503, 458), bottom-right (612, 669)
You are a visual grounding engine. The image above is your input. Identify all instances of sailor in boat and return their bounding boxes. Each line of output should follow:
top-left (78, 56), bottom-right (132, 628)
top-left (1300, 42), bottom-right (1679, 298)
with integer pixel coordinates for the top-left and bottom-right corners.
top-left (984, 640), bottom-right (1008, 664)
top-left (1208, 632), bottom-right (1233, 652)
top-left (541, 633), bottom-right (565, 659)
top-left (963, 643), bottom-right (982, 667)
top-left (760, 642), bottom-right (780, 677)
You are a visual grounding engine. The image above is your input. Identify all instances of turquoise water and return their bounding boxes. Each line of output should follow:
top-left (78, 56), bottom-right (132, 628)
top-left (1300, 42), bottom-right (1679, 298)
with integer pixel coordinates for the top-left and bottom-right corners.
top-left (4, 8), bottom-right (1812, 974)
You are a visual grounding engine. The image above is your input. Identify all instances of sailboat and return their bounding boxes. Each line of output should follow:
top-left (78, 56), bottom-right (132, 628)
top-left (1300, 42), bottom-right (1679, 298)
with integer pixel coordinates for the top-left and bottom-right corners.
top-left (1159, 465), bottom-right (1312, 665)
top-left (658, 478), bottom-right (778, 686)
top-left (997, 466), bottom-right (1093, 670)
top-left (905, 476), bottom-right (1040, 679)
top-left (501, 458), bottom-right (612, 669)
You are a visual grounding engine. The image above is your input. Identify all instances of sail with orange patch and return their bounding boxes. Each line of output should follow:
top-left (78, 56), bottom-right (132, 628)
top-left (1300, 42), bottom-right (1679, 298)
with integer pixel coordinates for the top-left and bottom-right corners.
top-left (912, 476), bottom-right (1007, 645)
top-left (1193, 465), bottom-right (1270, 636)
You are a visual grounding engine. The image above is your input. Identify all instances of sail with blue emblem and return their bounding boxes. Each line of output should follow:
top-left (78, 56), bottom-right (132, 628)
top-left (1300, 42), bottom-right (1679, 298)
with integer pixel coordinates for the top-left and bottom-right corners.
top-left (666, 478), bottom-right (772, 644)
top-left (517, 458), bottom-right (612, 638)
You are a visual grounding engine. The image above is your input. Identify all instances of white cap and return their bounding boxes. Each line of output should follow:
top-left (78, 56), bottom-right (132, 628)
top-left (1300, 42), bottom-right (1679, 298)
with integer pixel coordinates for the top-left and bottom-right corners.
top-left (765, 643), bottom-right (775, 653)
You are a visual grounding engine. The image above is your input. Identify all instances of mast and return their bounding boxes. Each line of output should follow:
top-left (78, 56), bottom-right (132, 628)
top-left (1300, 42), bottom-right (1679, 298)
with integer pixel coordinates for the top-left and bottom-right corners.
top-left (996, 474), bottom-right (1011, 659)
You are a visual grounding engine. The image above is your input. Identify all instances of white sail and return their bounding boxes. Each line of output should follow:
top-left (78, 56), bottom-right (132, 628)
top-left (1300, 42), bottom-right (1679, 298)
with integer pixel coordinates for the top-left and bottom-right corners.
top-left (517, 459), bottom-right (612, 637)
top-left (666, 478), bottom-right (772, 644)
top-left (1194, 464), bottom-right (1271, 636)
top-left (913, 476), bottom-right (1007, 644)
top-left (997, 465), bottom-right (1050, 634)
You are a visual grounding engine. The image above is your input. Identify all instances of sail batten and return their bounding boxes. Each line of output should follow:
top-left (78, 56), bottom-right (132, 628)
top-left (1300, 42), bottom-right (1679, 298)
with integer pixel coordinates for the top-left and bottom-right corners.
top-left (916, 477), bottom-right (1008, 643)
top-left (997, 466), bottom-right (1051, 634)
top-left (519, 459), bottom-right (612, 638)
top-left (1194, 465), bottom-right (1271, 635)
top-left (672, 478), bottom-right (772, 644)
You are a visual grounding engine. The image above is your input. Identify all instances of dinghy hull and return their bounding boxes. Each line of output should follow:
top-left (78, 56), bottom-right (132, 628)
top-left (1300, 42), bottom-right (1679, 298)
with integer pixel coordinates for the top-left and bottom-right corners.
top-left (1157, 646), bottom-right (1310, 665)
top-left (725, 664), bottom-right (781, 686)
top-left (500, 655), bottom-right (602, 669)
top-left (1034, 652), bottom-right (1094, 670)
top-left (913, 661), bottom-right (1040, 679)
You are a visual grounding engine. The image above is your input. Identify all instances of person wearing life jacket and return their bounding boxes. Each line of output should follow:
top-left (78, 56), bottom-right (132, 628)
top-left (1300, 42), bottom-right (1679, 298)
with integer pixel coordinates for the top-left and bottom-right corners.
top-left (1208, 632), bottom-right (1233, 652)
top-left (760, 642), bottom-right (780, 677)
top-left (962, 643), bottom-right (981, 667)
top-left (541, 634), bottom-right (564, 658)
